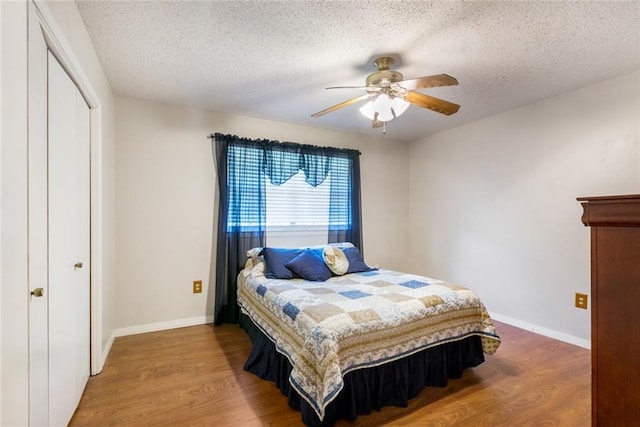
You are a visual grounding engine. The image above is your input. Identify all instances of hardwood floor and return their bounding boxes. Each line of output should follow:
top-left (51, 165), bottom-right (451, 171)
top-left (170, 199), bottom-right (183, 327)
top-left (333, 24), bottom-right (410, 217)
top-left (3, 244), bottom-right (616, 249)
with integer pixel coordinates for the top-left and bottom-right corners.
top-left (70, 321), bottom-right (590, 426)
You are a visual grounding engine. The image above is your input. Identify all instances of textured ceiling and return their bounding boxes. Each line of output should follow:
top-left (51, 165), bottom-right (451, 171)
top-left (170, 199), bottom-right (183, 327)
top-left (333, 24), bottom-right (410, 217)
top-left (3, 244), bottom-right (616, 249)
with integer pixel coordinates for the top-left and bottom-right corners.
top-left (76, 1), bottom-right (640, 142)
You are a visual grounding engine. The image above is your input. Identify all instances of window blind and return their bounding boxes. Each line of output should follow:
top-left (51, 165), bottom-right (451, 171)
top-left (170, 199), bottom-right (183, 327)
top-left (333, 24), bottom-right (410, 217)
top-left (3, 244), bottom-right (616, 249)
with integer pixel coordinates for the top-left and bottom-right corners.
top-left (265, 156), bottom-right (351, 230)
top-left (265, 171), bottom-right (330, 227)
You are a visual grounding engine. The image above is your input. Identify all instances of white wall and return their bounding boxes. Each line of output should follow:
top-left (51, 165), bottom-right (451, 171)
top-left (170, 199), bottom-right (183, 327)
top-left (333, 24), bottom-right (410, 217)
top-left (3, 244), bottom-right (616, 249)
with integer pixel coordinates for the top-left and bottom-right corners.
top-left (0, 0), bottom-right (115, 424)
top-left (409, 71), bottom-right (640, 345)
top-left (1, 2), bottom-right (29, 424)
top-left (114, 96), bottom-right (410, 331)
top-left (0, 6), bottom-right (3, 421)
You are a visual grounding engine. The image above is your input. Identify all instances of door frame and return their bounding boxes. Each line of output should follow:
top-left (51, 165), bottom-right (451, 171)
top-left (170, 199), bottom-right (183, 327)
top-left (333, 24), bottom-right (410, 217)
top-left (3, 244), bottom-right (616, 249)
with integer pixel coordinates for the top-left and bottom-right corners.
top-left (31, 0), bottom-right (104, 375)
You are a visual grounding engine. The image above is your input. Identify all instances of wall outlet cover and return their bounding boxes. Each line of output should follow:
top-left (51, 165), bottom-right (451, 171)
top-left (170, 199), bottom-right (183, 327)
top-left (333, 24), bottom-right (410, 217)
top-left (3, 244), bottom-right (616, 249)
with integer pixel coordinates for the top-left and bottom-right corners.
top-left (193, 280), bottom-right (203, 294)
top-left (575, 292), bottom-right (588, 309)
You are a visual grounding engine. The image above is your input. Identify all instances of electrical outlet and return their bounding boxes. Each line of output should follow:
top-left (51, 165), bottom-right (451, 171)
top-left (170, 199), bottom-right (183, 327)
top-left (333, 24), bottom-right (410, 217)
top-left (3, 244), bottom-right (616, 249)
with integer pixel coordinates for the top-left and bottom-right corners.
top-left (575, 292), bottom-right (588, 309)
top-left (193, 280), bottom-right (203, 294)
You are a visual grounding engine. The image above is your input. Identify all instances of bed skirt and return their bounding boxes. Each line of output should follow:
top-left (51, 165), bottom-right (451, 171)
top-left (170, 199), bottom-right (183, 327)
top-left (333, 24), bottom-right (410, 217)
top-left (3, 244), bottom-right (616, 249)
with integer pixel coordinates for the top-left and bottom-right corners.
top-left (239, 312), bottom-right (486, 426)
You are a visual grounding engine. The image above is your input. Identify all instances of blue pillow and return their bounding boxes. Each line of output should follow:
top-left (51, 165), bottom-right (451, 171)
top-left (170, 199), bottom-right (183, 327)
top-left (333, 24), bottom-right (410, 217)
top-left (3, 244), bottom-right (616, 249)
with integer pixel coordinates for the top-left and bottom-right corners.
top-left (343, 247), bottom-right (375, 273)
top-left (263, 247), bottom-right (303, 279)
top-left (285, 249), bottom-right (333, 282)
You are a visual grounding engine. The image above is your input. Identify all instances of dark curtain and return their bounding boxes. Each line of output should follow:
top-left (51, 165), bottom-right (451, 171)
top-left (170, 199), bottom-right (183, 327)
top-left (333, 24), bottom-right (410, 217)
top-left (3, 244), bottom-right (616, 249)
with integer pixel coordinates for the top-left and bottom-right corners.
top-left (328, 150), bottom-right (362, 251)
top-left (211, 133), bottom-right (362, 324)
top-left (213, 134), bottom-right (265, 324)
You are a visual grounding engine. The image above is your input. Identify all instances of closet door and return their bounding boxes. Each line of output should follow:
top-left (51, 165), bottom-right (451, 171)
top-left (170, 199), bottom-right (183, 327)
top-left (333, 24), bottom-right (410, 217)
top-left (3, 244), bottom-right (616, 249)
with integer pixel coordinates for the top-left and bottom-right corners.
top-left (47, 51), bottom-right (91, 427)
top-left (73, 71), bottom-right (91, 405)
top-left (27, 8), bottom-right (50, 426)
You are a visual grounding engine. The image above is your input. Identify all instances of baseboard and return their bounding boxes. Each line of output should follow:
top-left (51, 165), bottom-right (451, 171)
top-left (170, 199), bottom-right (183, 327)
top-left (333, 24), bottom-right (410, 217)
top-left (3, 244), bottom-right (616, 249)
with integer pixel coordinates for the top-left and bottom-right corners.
top-left (114, 315), bottom-right (214, 338)
top-left (98, 330), bottom-right (116, 374)
top-left (489, 312), bottom-right (591, 350)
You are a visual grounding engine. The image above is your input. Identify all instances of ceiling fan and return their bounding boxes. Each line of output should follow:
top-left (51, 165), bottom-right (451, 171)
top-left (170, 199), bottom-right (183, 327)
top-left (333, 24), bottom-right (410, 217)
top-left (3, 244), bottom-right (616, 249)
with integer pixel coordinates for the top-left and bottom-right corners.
top-left (311, 56), bottom-right (460, 132)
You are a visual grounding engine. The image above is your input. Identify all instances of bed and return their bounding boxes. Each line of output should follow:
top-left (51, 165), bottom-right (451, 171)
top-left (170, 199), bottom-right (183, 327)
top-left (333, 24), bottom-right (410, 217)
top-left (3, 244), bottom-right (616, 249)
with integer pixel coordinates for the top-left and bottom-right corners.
top-left (237, 244), bottom-right (501, 426)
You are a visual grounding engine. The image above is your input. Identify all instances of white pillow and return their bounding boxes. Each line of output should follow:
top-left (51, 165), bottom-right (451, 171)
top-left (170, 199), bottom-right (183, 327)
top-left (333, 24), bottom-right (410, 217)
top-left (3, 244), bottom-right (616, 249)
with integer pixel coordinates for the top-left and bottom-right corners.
top-left (323, 246), bottom-right (349, 276)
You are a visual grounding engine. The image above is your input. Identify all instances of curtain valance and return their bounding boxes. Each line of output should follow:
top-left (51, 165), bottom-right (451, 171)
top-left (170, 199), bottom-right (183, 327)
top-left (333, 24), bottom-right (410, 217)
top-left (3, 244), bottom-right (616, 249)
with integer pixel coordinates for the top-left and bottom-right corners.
top-left (210, 133), bottom-right (360, 187)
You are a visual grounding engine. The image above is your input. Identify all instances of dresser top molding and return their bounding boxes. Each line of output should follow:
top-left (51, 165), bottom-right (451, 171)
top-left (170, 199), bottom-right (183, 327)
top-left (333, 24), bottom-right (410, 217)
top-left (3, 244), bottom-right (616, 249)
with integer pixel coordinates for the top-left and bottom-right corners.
top-left (577, 194), bottom-right (640, 227)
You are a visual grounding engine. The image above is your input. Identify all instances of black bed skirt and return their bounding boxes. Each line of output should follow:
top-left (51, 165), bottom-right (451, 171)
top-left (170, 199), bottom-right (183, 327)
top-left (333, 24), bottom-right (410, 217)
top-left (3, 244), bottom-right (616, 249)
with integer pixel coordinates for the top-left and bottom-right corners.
top-left (239, 313), bottom-right (486, 426)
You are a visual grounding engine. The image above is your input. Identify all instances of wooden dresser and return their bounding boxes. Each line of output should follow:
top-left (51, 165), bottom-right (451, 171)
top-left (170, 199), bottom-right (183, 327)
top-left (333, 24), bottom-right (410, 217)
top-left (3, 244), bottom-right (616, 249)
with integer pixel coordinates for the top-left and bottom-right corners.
top-left (578, 195), bottom-right (640, 426)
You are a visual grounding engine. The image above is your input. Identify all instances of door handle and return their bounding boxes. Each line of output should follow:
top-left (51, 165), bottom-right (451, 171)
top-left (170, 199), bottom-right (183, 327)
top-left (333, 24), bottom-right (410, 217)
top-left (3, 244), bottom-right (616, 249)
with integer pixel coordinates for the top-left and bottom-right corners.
top-left (74, 262), bottom-right (83, 269)
top-left (31, 288), bottom-right (44, 297)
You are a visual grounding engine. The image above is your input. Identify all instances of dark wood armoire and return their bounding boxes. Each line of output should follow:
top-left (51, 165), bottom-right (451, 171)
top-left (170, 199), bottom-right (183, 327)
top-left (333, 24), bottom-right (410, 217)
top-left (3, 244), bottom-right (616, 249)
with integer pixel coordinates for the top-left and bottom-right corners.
top-left (578, 195), bottom-right (640, 426)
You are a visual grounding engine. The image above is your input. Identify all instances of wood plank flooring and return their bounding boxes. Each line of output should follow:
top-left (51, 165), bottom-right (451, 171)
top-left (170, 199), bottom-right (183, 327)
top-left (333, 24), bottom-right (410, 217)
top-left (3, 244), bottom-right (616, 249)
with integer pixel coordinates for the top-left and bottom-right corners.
top-left (70, 321), bottom-right (590, 426)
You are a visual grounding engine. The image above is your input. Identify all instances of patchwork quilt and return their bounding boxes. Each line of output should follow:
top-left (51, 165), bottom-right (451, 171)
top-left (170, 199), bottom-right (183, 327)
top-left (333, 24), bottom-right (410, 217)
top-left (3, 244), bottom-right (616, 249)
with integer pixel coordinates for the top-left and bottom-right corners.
top-left (237, 260), bottom-right (501, 420)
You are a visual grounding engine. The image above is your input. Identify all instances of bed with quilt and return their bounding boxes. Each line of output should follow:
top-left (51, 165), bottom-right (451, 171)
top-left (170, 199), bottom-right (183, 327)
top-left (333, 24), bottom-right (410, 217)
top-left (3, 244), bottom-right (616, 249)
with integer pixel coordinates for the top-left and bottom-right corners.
top-left (237, 243), bottom-right (501, 426)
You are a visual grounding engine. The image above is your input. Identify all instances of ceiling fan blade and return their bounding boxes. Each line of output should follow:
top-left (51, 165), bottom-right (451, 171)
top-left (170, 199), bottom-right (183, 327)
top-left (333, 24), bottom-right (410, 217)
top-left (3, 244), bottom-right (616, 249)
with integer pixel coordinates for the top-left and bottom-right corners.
top-left (311, 94), bottom-right (371, 118)
top-left (404, 91), bottom-right (460, 116)
top-left (396, 74), bottom-right (458, 91)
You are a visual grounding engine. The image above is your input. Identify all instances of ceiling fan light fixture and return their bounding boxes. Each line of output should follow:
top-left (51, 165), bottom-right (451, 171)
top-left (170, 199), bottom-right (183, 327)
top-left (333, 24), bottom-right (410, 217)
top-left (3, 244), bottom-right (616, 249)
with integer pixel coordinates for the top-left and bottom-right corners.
top-left (359, 93), bottom-right (409, 122)
top-left (390, 97), bottom-right (410, 116)
top-left (359, 98), bottom-right (377, 120)
top-left (373, 94), bottom-right (394, 121)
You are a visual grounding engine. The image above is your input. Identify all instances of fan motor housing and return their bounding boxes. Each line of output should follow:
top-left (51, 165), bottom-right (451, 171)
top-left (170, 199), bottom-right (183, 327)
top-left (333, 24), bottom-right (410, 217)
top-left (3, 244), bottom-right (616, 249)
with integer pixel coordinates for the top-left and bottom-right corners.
top-left (365, 70), bottom-right (404, 87)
